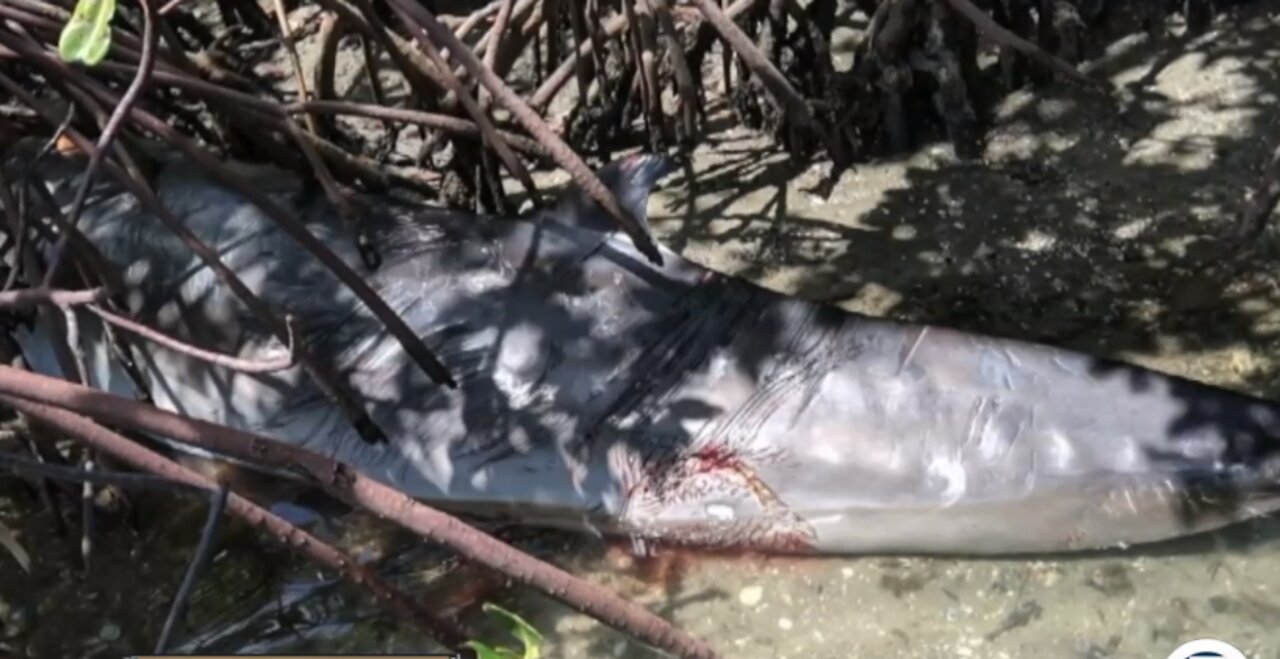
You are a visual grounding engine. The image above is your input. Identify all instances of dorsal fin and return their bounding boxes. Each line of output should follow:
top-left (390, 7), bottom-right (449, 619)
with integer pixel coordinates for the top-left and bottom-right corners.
top-left (538, 152), bottom-right (679, 254)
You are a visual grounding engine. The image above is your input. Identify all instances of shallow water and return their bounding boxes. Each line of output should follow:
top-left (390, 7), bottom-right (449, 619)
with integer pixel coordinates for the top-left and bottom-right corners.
top-left (5, 2), bottom-right (1280, 658)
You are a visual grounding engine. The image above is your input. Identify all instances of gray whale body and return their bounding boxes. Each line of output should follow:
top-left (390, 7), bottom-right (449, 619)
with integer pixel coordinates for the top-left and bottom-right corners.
top-left (11, 146), bottom-right (1280, 556)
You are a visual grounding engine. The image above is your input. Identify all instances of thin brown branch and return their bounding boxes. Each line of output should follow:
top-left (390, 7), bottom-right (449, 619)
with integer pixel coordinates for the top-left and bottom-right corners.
top-left (0, 447), bottom-right (203, 493)
top-left (8, 161), bottom-right (155, 402)
top-left (294, 100), bottom-right (551, 159)
top-left (479, 0), bottom-right (516, 110)
top-left (0, 286), bottom-right (109, 310)
top-left (0, 65), bottom-right (389, 446)
top-left (651, 0), bottom-right (699, 145)
top-left (0, 364), bottom-right (725, 659)
top-left (585, 0), bottom-right (611, 110)
top-left (0, 163), bottom-right (27, 292)
top-left (0, 392), bottom-right (468, 650)
top-left (568, 0), bottom-right (593, 100)
top-left (388, 0), bottom-right (666, 265)
top-left (281, 116), bottom-right (385, 270)
top-left (373, 0), bottom-right (542, 205)
top-left (84, 59), bottom-right (413, 193)
top-left (3, 0), bottom-right (170, 66)
top-left (621, 0), bottom-right (648, 127)
top-left (720, 0), bottom-right (733, 95)
top-left (265, 10), bottom-right (379, 261)
top-left (400, 5), bottom-right (539, 181)
top-left (634, 0), bottom-right (665, 148)
top-left (271, 0), bottom-right (322, 135)
top-left (450, 0), bottom-right (502, 40)
top-left (482, 0), bottom-right (547, 93)
top-left (313, 11), bottom-right (343, 141)
top-left (307, 0), bottom-right (447, 108)
top-left (354, 31), bottom-right (399, 155)
top-left (84, 304), bottom-right (299, 374)
top-left (42, 0), bottom-right (158, 288)
top-left (687, 0), bottom-right (832, 146)
top-left (528, 13), bottom-right (626, 111)
top-left (941, 0), bottom-right (1109, 91)
top-left (0, 37), bottom-right (457, 394)
top-left (59, 304), bottom-right (90, 385)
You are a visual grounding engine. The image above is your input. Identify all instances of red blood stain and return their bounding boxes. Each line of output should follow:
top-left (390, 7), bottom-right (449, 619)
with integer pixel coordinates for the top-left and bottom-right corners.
top-left (691, 444), bottom-right (741, 473)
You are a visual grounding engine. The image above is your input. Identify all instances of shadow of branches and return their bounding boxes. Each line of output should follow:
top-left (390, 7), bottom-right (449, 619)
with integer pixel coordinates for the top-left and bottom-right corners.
top-left (653, 2), bottom-right (1280, 397)
top-left (7, 2), bottom-right (1280, 657)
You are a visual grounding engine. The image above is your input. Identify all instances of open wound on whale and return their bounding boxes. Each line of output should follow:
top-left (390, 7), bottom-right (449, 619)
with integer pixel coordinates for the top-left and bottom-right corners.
top-left (608, 434), bottom-right (820, 554)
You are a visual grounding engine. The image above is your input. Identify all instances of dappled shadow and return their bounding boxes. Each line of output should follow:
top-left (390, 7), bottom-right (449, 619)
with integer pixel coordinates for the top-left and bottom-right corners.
top-left (639, 0), bottom-right (1280, 561)
top-left (653, 4), bottom-right (1280, 386)
top-left (9, 4), bottom-right (1280, 656)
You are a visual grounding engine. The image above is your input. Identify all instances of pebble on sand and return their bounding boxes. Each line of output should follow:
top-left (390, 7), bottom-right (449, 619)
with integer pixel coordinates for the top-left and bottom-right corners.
top-left (739, 585), bottom-right (765, 607)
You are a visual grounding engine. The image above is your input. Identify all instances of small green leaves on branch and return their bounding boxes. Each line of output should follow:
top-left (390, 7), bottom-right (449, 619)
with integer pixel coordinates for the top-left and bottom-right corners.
top-left (463, 603), bottom-right (544, 659)
top-left (58, 0), bottom-right (116, 66)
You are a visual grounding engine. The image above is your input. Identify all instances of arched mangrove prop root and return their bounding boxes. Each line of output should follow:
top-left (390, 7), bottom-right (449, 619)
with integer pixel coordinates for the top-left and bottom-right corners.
top-left (651, 0), bottom-right (700, 145)
top-left (308, 0), bottom-right (446, 110)
top-left (0, 66), bottom-right (391, 446)
top-left (528, 12), bottom-right (627, 111)
top-left (73, 58), bottom-right (422, 195)
top-left (294, 101), bottom-right (552, 159)
top-left (634, 0), bottom-right (666, 149)
top-left (479, 0), bottom-right (516, 110)
top-left (0, 393), bottom-right (470, 651)
top-left (489, 0), bottom-right (546, 87)
top-left (269, 0), bottom-right (323, 136)
top-left (687, 0), bottom-right (837, 155)
top-left (312, 10), bottom-right (397, 158)
top-left (942, 0), bottom-right (1110, 91)
top-left (246, 4), bottom-right (385, 268)
top-left (567, 0), bottom-right (594, 100)
top-left (369, 0), bottom-right (540, 210)
top-left (450, 0), bottom-right (503, 41)
top-left (68, 27), bottom-right (541, 169)
top-left (386, 0), bottom-right (666, 266)
top-left (528, 0), bottom-right (753, 114)
top-left (314, 11), bottom-right (344, 142)
top-left (0, 364), bottom-right (728, 659)
top-left (86, 55), bottom-right (552, 166)
top-left (437, 0), bottom-right (542, 117)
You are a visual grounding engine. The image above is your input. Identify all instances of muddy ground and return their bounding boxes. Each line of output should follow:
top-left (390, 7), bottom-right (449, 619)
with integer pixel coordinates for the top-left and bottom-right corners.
top-left (3, 1), bottom-right (1280, 658)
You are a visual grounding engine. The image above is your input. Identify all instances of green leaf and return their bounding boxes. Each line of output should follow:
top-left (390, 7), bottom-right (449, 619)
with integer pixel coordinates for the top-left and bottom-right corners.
top-left (462, 640), bottom-right (519, 659)
top-left (481, 602), bottom-right (543, 659)
top-left (57, 0), bottom-right (116, 67)
top-left (0, 520), bottom-right (30, 572)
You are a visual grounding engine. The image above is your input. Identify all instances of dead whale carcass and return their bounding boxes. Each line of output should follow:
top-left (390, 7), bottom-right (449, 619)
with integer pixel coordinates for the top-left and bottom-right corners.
top-left (10, 146), bottom-right (1280, 556)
